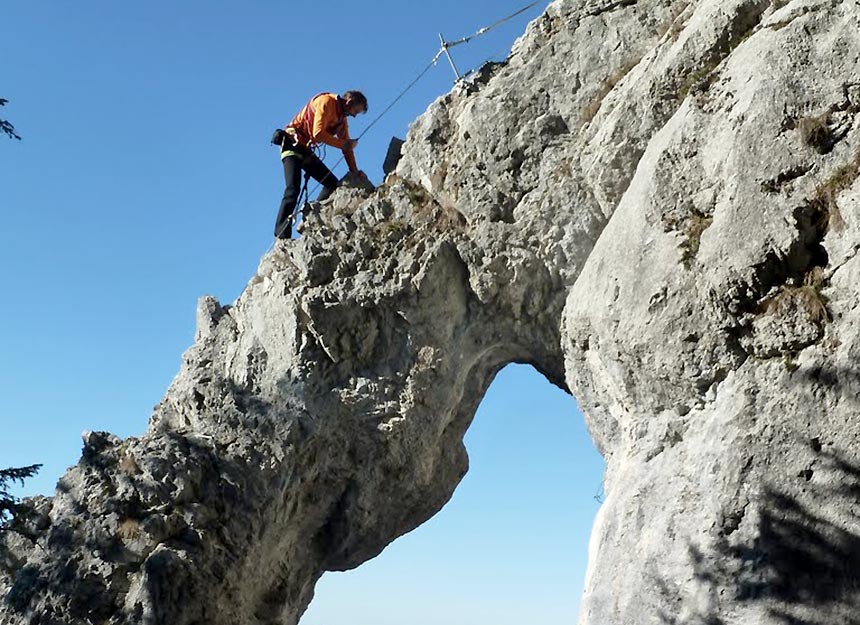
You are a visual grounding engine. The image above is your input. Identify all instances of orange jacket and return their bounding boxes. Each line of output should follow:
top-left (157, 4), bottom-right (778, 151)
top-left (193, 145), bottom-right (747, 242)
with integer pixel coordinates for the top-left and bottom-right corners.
top-left (287, 93), bottom-right (358, 172)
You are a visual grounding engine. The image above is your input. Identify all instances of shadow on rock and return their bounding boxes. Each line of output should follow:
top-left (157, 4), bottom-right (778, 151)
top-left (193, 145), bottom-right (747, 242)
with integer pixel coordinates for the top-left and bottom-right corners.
top-left (656, 445), bottom-right (860, 625)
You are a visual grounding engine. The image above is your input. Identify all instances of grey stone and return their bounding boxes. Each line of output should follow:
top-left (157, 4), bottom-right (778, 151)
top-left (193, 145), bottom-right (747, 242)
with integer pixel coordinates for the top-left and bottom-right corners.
top-left (3, 1), bottom-right (860, 624)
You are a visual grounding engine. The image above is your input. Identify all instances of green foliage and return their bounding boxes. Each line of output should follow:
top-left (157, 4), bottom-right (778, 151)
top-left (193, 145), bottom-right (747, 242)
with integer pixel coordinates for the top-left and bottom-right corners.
top-left (678, 21), bottom-right (757, 102)
top-left (379, 219), bottom-right (408, 237)
top-left (403, 179), bottom-right (431, 206)
top-left (579, 59), bottom-right (640, 126)
top-left (798, 112), bottom-right (833, 154)
top-left (0, 464), bottom-right (42, 532)
top-left (809, 151), bottom-right (860, 232)
top-left (656, 1), bottom-right (691, 41)
top-left (682, 212), bottom-right (714, 264)
top-left (678, 63), bottom-right (720, 101)
top-left (0, 464), bottom-right (41, 574)
top-left (0, 98), bottom-right (22, 141)
top-left (819, 152), bottom-right (860, 196)
top-left (760, 267), bottom-right (830, 324)
top-left (783, 355), bottom-right (800, 373)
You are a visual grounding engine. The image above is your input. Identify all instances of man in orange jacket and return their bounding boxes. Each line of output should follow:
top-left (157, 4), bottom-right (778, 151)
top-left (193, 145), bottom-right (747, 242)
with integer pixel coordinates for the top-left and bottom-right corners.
top-left (274, 90), bottom-right (368, 239)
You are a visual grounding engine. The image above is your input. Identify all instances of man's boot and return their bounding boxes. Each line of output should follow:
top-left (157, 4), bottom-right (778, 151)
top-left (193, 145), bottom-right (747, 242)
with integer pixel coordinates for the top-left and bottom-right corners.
top-left (316, 185), bottom-right (336, 202)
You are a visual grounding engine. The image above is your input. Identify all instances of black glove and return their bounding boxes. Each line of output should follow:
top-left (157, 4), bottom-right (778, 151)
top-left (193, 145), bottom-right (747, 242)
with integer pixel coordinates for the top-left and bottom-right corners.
top-left (270, 128), bottom-right (287, 146)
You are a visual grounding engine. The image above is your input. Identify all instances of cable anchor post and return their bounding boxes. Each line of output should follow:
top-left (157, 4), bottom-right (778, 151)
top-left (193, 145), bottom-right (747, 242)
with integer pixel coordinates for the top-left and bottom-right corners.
top-left (438, 33), bottom-right (462, 83)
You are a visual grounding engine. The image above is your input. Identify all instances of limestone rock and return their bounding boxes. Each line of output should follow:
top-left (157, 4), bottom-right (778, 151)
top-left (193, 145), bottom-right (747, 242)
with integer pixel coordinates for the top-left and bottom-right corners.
top-left (3, 1), bottom-right (860, 624)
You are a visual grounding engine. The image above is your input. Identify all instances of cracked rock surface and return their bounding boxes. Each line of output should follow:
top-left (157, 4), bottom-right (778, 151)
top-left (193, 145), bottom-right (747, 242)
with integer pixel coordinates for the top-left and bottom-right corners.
top-left (3, 1), bottom-right (860, 624)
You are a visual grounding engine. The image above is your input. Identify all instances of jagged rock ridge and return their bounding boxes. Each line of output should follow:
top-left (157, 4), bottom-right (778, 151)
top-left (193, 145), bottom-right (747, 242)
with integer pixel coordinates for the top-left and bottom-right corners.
top-left (3, 1), bottom-right (860, 624)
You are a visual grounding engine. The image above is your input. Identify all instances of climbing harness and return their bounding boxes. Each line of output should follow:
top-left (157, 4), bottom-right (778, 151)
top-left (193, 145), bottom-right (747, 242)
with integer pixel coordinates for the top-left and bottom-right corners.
top-left (290, 169), bottom-right (312, 233)
top-left (291, 141), bottom-right (329, 233)
top-left (289, 0), bottom-right (546, 229)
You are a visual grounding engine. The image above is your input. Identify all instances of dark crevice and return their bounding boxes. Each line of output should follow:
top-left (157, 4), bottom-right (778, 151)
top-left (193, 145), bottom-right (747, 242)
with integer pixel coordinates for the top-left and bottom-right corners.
top-left (731, 200), bottom-right (830, 319)
top-left (676, 0), bottom-right (770, 102)
top-left (583, 0), bottom-right (638, 18)
top-left (760, 164), bottom-right (814, 193)
top-left (721, 181), bottom-right (840, 359)
top-left (315, 480), bottom-right (357, 570)
top-left (739, 147), bottom-right (860, 334)
top-left (794, 82), bottom-right (860, 154)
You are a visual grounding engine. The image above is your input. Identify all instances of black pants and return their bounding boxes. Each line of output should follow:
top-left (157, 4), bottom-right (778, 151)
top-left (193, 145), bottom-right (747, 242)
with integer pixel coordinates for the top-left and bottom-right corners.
top-left (274, 150), bottom-right (339, 239)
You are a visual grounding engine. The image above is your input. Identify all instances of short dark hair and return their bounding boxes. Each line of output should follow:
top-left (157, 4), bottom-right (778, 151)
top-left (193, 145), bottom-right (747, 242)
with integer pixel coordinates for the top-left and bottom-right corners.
top-left (343, 90), bottom-right (368, 111)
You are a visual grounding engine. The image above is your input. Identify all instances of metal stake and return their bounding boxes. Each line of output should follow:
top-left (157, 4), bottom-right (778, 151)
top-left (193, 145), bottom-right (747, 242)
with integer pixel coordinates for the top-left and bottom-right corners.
top-left (438, 33), bottom-right (461, 82)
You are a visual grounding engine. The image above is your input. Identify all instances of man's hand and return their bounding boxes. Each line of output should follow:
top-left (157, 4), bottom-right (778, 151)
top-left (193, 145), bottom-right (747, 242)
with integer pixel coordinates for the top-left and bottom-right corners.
top-left (356, 170), bottom-right (368, 181)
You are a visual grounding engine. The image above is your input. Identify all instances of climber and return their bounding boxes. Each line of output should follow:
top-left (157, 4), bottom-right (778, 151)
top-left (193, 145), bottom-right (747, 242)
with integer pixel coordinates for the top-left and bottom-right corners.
top-left (273, 90), bottom-right (369, 240)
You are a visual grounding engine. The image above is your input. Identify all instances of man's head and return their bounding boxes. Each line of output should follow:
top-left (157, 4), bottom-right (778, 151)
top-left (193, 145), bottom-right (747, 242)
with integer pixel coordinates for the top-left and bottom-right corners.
top-left (342, 90), bottom-right (368, 117)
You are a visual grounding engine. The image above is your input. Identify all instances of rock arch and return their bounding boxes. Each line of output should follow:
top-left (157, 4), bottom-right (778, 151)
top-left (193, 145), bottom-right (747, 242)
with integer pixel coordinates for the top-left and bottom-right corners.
top-left (301, 361), bottom-right (594, 625)
top-left (5, 1), bottom-right (860, 624)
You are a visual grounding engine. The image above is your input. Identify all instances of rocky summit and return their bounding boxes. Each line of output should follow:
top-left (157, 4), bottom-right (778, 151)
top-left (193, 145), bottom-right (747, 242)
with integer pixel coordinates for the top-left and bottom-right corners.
top-left (3, 0), bottom-right (860, 623)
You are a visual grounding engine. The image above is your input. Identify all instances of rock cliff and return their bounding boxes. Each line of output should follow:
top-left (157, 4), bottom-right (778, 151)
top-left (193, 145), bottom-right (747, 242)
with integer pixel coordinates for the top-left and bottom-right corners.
top-left (3, 1), bottom-right (860, 624)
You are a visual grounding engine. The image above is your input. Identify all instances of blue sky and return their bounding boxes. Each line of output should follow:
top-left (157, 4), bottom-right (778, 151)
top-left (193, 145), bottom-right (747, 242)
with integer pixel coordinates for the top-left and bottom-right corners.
top-left (1, 1), bottom-right (605, 621)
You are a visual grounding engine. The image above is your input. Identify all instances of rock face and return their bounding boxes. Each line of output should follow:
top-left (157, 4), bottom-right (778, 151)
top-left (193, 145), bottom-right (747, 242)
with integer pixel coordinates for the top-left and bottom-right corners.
top-left (3, 0), bottom-right (860, 623)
